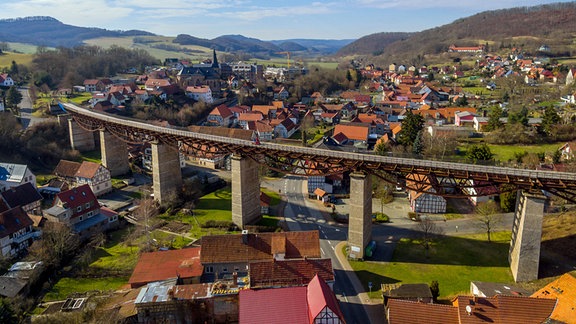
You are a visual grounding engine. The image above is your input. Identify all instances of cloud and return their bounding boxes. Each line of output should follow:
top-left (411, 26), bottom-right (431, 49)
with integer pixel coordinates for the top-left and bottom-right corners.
top-left (208, 2), bottom-right (338, 21)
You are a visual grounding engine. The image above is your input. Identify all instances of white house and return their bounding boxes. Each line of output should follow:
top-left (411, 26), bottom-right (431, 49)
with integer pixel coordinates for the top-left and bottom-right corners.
top-left (0, 207), bottom-right (36, 257)
top-left (0, 163), bottom-right (36, 193)
top-left (185, 85), bottom-right (213, 104)
top-left (0, 74), bottom-right (15, 87)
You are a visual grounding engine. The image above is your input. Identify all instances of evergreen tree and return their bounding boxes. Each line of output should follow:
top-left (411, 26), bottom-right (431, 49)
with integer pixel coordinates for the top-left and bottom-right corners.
top-left (397, 109), bottom-right (424, 147)
top-left (466, 144), bottom-right (494, 163)
top-left (486, 106), bottom-right (503, 131)
top-left (509, 106), bottom-right (529, 126)
top-left (412, 130), bottom-right (424, 156)
top-left (541, 106), bottom-right (561, 135)
top-left (455, 94), bottom-right (468, 107)
top-left (6, 86), bottom-right (22, 116)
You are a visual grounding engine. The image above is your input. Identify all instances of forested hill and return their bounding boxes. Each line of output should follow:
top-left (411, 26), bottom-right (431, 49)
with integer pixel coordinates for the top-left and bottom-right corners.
top-left (337, 2), bottom-right (576, 59)
top-left (0, 16), bottom-right (154, 47)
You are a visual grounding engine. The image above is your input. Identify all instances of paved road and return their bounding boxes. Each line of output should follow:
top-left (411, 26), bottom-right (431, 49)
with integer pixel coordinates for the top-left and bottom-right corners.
top-left (277, 175), bottom-right (372, 324)
top-left (18, 87), bottom-right (47, 129)
top-left (263, 175), bottom-right (517, 324)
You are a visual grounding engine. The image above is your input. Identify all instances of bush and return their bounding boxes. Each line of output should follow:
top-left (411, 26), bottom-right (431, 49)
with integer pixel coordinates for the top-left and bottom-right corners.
top-left (201, 220), bottom-right (236, 231)
top-left (373, 213), bottom-right (390, 223)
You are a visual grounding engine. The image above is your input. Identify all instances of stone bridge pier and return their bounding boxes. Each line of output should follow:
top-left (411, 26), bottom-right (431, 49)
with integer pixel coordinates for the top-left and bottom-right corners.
top-left (231, 154), bottom-right (261, 229)
top-left (100, 130), bottom-right (130, 177)
top-left (68, 119), bottom-right (95, 152)
top-left (348, 172), bottom-right (372, 259)
top-left (151, 141), bottom-right (182, 204)
top-left (509, 190), bottom-right (546, 282)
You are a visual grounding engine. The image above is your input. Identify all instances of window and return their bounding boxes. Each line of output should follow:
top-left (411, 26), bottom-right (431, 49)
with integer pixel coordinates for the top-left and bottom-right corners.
top-left (206, 266), bottom-right (214, 273)
top-left (77, 206), bottom-right (82, 212)
top-left (85, 203), bottom-right (90, 209)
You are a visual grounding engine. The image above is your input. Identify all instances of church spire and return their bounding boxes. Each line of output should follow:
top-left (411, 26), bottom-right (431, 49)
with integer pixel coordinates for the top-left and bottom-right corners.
top-left (212, 49), bottom-right (219, 68)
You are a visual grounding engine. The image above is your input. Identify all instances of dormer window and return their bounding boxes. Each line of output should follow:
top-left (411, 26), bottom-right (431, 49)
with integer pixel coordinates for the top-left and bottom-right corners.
top-left (77, 206), bottom-right (82, 212)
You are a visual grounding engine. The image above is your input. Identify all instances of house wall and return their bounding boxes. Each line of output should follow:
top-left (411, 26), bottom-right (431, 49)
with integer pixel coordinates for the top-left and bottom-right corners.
top-left (411, 194), bottom-right (446, 214)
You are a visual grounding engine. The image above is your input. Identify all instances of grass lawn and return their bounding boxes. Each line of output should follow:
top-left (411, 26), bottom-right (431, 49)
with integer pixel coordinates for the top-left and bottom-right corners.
top-left (349, 231), bottom-right (513, 300)
top-left (81, 150), bottom-right (102, 163)
top-left (89, 229), bottom-right (140, 273)
top-left (261, 188), bottom-right (281, 206)
top-left (68, 92), bottom-right (93, 105)
top-left (42, 227), bottom-right (192, 302)
top-left (43, 277), bottom-right (128, 302)
top-left (488, 143), bottom-right (562, 162)
top-left (162, 186), bottom-right (236, 238)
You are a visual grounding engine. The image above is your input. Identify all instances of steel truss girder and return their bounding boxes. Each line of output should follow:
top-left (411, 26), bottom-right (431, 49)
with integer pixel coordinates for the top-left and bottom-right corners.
top-left (67, 111), bottom-right (576, 201)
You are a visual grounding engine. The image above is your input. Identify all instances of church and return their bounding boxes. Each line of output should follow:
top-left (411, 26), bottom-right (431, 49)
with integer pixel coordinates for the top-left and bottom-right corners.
top-left (177, 49), bottom-right (224, 96)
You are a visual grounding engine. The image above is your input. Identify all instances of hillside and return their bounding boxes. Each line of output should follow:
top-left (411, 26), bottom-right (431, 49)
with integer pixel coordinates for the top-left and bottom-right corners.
top-left (338, 2), bottom-right (576, 60)
top-left (0, 16), bottom-right (153, 47)
top-left (336, 32), bottom-right (413, 57)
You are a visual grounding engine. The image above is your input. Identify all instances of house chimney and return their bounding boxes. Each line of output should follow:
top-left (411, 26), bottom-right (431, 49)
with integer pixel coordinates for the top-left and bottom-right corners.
top-left (241, 229), bottom-right (249, 244)
top-left (232, 272), bottom-right (238, 288)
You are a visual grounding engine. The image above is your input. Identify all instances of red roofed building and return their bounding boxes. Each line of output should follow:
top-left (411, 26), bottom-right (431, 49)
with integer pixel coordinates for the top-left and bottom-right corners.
top-left (249, 258), bottom-right (334, 289)
top-left (200, 231), bottom-right (321, 281)
top-left (129, 248), bottom-right (203, 288)
top-left (207, 104), bottom-right (234, 126)
top-left (0, 206), bottom-right (35, 257)
top-left (43, 184), bottom-right (118, 240)
top-left (332, 124), bottom-right (369, 143)
top-left (532, 273), bottom-right (576, 323)
top-left (53, 160), bottom-right (112, 197)
top-left (239, 275), bottom-right (344, 324)
top-left (387, 294), bottom-right (556, 324)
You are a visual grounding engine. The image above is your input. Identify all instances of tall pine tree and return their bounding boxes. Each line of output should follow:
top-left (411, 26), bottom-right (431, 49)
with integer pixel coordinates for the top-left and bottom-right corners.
top-left (397, 109), bottom-right (424, 147)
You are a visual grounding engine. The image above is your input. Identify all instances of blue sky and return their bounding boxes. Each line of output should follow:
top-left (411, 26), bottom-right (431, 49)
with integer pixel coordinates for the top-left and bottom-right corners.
top-left (2, 0), bottom-right (574, 40)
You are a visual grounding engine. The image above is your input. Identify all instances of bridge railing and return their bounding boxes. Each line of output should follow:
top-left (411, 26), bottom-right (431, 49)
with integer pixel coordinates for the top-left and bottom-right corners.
top-left (60, 102), bottom-right (576, 183)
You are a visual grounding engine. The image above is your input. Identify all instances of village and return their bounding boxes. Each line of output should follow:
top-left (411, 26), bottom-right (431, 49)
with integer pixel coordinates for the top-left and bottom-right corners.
top-left (1, 40), bottom-right (576, 323)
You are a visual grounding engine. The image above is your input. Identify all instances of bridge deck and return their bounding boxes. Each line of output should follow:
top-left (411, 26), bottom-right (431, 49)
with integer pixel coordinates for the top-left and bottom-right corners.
top-left (60, 102), bottom-right (576, 187)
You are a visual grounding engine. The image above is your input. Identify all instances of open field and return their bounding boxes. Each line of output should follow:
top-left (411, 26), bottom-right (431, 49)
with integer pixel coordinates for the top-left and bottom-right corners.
top-left (488, 143), bottom-right (562, 162)
top-left (0, 51), bottom-right (34, 67)
top-left (41, 227), bottom-right (192, 302)
top-left (349, 231), bottom-right (513, 300)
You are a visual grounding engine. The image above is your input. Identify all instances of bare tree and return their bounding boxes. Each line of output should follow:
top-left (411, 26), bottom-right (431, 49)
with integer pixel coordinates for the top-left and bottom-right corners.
top-left (28, 222), bottom-right (79, 269)
top-left (414, 218), bottom-right (444, 257)
top-left (133, 196), bottom-right (160, 251)
top-left (475, 200), bottom-right (502, 243)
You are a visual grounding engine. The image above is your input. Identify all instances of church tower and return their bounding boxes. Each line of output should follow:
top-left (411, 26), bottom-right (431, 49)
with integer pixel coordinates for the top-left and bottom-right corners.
top-left (211, 49), bottom-right (219, 69)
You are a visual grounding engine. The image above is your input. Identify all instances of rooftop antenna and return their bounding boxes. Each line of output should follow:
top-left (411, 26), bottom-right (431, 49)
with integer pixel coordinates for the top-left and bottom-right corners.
top-left (465, 305), bottom-right (472, 316)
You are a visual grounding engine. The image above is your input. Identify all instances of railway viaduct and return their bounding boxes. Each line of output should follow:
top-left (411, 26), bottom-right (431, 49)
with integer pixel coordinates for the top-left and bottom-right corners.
top-left (60, 102), bottom-right (576, 282)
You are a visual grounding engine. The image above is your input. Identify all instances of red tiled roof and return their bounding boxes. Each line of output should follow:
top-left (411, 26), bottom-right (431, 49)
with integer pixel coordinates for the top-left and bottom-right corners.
top-left (250, 259), bottom-right (334, 288)
top-left (0, 207), bottom-right (34, 239)
top-left (252, 105), bottom-right (275, 116)
top-left (454, 295), bottom-right (556, 324)
top-left (307, 274), bottom-right (345, 323)
top-left (332, 132), bottom-right (348, 144)
top-left (128, 247), bottom-right (202, 288)
top-left (333, 124), bottom-right (368, 142)
top-left (532, 273), bottom-right (576, 323)
top-left (53, 160), bottom-right (81, 178)
top-left (200, 231), bottom-right (321, 264)
top-left (55, 184), bottom-right (99, 218)
top-left (238, 112), bottom-right (263, 121)
top-left (248, 120), bottom-right (274, 133)
top-left (387, 299), bottom-right (458, 324)
top-left (75, 161), bottom-right (102, 179)
top-left (240, 286), bottom-right (309, 324)
top-left (210, 105), bottom-right (233, 119)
